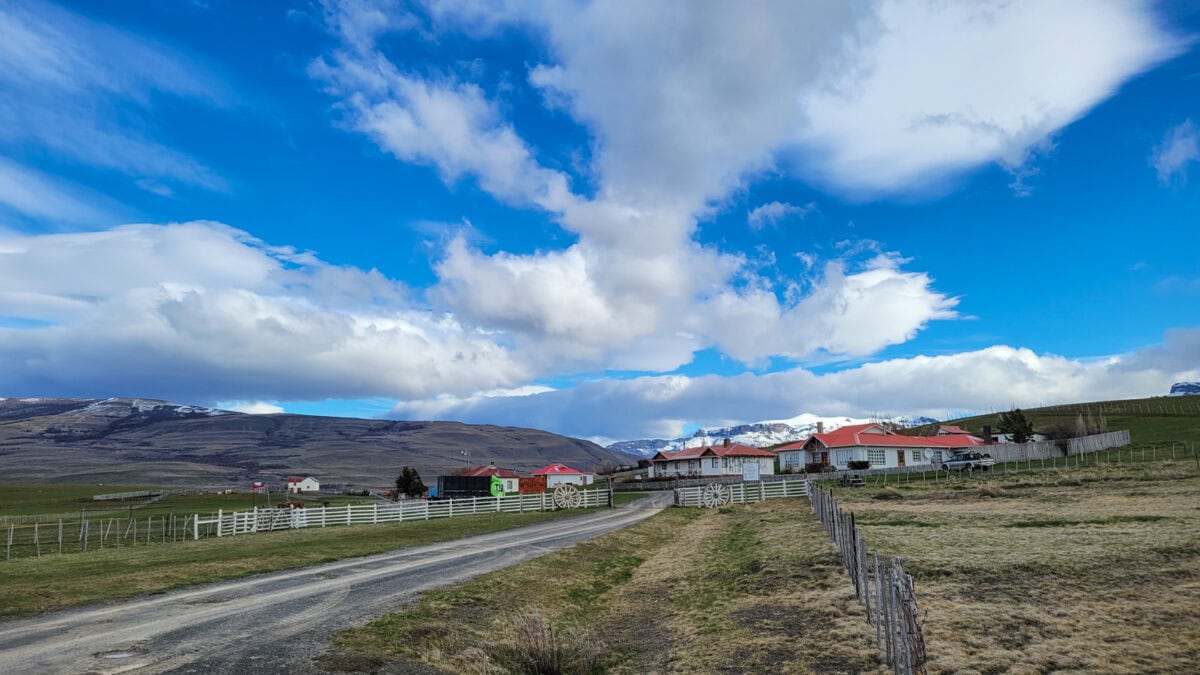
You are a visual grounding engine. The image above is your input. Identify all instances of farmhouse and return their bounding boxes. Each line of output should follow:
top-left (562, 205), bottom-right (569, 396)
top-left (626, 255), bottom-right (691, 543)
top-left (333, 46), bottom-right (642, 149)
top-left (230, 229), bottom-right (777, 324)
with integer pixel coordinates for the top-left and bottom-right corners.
top-left (775, 423), bottom-right (982, 472)
top-left (649, 439), bottom-right (777, 479)
top-left (462, 464), bottom-right (520, 493)
top-left (532, 463), bottom-right (594, 487)
top-left (286, 476), bottom-right (319, 493)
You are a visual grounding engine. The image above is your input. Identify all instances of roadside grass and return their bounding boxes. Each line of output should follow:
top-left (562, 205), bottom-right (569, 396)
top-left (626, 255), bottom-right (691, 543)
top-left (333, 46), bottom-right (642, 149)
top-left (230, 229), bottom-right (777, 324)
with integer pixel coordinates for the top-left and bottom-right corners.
top-left (0, 508), bottom-right (601, 618)
top-left (831, 459), bottom-right (1200, 673)
top-left (323, 499), bottom-right (883, 674)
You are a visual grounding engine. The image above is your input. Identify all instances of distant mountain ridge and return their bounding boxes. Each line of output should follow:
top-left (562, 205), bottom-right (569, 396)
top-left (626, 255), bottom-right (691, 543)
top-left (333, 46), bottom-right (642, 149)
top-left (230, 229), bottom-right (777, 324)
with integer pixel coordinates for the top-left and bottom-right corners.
top-left (1169, 382), bottom-right (1200, 396)
top-left (0, 397), bottom-right (634, 487)
top-left (608, 413), bottom-right (939, 458)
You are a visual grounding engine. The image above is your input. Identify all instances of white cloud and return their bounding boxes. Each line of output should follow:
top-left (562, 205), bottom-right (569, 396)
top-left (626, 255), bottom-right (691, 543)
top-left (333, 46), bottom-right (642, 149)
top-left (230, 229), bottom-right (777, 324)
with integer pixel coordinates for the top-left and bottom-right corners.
top-left (0, 158), bottom-right (114, 225)
top-left (1152, 120), bottom-right (1199, 184)
top-left (797, 0), bottom-right (1183, 196)
top-left (747, 201), bottom-right (815, 230)
top-left (219, 400), bottom-right (285, 414)
top-left (0, 0), bottom-right (227, 192)
top-left (0, 222), bottom-right (527, 401)
top-left (390, 328), bottom-right (1200, 440)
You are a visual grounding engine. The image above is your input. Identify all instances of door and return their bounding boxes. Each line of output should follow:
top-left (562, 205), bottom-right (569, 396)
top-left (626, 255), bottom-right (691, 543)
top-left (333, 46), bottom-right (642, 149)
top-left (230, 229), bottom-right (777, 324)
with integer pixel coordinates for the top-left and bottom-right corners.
top-left (897, 449), bottom-right (906, 467)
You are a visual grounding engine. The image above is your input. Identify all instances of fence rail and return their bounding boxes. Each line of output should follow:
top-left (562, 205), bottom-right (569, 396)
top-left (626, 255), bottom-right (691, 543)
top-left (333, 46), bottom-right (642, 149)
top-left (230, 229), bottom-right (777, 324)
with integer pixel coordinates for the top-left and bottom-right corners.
top-left (672, 479), bottom-right (808, 507)
top-left (195, 489), bottom-right (612, 539)
top-left (811, 487), bottom-right (926, 674)
top-left (617, 472), bottom-right (797, 492)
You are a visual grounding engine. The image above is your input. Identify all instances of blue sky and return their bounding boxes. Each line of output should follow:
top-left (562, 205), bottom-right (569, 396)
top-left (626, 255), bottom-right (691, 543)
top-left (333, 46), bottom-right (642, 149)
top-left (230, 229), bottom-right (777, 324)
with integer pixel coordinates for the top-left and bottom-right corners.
top-left (1, 0), bottom-right (1198, 442)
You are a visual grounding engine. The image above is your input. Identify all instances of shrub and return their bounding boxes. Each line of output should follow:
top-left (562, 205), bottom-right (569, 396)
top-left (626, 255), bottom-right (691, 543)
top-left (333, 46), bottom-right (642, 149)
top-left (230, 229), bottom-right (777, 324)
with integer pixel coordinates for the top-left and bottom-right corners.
top-left (978, 484), bottom-right (1005, 498)
top-left (803, 462), bottom-right (826, 474)
top-left (847, 460), bottom-right (870, 470)
top-left (492, 606), bottom-right (602, 675)
top-left (874, 487), bottom-right (903, 500)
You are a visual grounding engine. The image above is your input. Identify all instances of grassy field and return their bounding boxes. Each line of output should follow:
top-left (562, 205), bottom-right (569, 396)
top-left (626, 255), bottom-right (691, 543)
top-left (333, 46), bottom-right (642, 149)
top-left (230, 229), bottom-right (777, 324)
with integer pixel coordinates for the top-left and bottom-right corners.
top-left (323, 500), bottom-right (883, 674)
top-left (0, 484), bottom-right (375, 518)
top-left (827, 457), bottom-right (1200, 673)
top-left (0, 507), bottom-right (606, 618)
top-left (906, 395), bottom-right (1200, 447)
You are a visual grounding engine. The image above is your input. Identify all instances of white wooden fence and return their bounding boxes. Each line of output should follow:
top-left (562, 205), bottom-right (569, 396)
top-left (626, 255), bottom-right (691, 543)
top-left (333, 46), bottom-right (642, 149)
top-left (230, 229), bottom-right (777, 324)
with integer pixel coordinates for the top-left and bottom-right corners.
top-left (193, 490), bottom-right (612, 539)
top-left (674, 479), bottom-right (808, 507)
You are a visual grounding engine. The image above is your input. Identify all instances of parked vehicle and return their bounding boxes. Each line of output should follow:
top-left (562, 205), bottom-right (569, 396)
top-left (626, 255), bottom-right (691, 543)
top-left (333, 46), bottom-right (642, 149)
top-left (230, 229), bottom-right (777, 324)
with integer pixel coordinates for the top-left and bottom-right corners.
top-left (940, 451), bottom-right (995, 472)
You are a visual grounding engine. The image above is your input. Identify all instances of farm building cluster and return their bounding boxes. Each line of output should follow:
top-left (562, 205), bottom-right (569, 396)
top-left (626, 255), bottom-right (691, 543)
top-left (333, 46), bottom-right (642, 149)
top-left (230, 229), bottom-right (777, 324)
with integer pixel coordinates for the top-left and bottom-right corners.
top-left (430, 462), bottom-right (596, 499)
top-left (648, 423), bottom-right (996, 478)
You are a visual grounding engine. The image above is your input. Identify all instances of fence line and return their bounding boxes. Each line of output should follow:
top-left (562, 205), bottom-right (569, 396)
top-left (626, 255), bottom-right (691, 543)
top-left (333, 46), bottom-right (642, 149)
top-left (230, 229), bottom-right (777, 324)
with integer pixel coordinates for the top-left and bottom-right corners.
top-left (672, 478), bottom-right (808, 507)
top-left (616, 472), bottom-right (797, 492)
top-left (3, 513), bottom-right (192, 560)
top-left (196, 489), bottom-right (613, 539)
top-left (810, 487), bottom-right (926, 674)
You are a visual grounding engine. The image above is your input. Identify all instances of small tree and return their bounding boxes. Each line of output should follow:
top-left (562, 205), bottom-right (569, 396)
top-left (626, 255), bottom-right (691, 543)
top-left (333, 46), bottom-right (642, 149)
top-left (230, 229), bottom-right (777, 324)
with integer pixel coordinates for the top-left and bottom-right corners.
top-left (997, 408), bottom-right (1035, 444)
top-left (394, 466), bottom-right (427, 499)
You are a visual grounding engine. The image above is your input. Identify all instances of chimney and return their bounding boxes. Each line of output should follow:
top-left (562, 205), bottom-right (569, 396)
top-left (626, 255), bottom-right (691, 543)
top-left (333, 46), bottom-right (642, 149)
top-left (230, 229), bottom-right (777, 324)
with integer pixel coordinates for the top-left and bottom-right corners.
top-left (816, 421), bottom-right (825, 434)
top-left (982, 425), bottom-right (992, 444)
top-left (723, 437), bottom-right (731, 448)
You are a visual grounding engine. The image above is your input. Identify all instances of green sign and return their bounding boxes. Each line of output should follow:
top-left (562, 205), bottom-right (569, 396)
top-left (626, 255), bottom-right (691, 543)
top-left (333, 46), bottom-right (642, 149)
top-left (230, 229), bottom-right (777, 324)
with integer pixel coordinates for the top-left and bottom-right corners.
top-left (489, 475), bottom-right (505, 497)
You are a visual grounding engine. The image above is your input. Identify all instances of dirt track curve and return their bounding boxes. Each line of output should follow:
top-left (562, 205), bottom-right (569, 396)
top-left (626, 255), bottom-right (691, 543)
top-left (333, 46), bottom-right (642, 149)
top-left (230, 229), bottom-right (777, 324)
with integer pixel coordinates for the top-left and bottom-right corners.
top-left (0, 493), bottom-right (671, 674)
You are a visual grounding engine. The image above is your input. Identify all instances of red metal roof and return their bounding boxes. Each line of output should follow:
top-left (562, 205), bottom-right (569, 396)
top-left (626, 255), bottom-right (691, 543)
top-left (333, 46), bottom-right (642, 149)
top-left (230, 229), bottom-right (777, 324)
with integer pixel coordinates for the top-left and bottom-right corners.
top-left (532, 463), bottom-right (587, 475)
top-left (286, 476), bottom-right (313, 483)
top-left (938, 425), bottom-right (971, 435)
top-left (463, 466), bottom-right (520, 478)
top-left (804, 424), bottom-right (981, 449)
top-left (652, 443), bottom-right (776, 461)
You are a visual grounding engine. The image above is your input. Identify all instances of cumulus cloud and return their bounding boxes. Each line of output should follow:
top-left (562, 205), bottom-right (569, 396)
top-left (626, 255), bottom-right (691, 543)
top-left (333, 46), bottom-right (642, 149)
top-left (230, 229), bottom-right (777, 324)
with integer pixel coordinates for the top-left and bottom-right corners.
top-left (1152, 120), bottom-right (1199, 184)
top-left (747, 201), bottom-right (815, 230)
top-left (219, 400), bottom-right (285, 414)
top-left (0, 0), bottom-right (227, 192)
top-left (0, 223), bottom-right (527, 401)
top-left (390, 329), bottom-right (1200, 440)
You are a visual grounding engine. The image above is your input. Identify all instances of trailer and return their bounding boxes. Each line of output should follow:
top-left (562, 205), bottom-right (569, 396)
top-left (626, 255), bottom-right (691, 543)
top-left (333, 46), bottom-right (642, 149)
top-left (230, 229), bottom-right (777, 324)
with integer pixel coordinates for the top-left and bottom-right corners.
top-left (432, 475), bottom-right (494, 499)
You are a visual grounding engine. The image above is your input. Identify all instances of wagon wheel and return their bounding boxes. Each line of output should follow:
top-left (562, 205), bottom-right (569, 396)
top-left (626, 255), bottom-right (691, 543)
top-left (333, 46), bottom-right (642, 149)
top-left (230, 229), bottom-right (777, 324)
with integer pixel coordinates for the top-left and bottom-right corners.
top-left (552, 484), bottom-right (582, 509)
top-left (700, 482), bottom-right (731, 508)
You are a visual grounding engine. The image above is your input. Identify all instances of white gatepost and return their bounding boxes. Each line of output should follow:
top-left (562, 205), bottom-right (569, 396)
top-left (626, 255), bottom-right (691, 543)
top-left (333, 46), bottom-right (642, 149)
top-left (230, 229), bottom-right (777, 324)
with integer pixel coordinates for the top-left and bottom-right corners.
top-left (217, 509), bottom-right (223, 537)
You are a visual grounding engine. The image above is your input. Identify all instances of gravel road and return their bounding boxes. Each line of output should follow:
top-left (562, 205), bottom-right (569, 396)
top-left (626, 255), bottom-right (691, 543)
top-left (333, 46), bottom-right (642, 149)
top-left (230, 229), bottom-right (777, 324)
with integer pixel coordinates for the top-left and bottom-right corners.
top-left (0, 492), bottom-right (671, 674)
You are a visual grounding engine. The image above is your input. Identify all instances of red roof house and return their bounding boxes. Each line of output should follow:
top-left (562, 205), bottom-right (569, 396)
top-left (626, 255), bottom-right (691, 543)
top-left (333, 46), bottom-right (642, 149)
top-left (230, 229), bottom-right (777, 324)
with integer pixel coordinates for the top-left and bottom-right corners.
top-left (649, 439), bottom-right (777, 479)
top-left (775, 423), bottom-right (981, 471)
top-left (532, 463), bottom-right (592, 487)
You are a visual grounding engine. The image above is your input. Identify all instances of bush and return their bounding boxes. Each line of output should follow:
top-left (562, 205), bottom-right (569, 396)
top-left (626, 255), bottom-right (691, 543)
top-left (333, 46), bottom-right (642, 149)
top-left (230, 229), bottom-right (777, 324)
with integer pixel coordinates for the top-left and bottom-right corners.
top-left (492, 606), bottom-right (602, 675)
top-left (803, 462), bottom-right (827, 474)
top-left (847, 460), bottom-right (870, 470)
top-left (874, 487), bottom-right (903, 500)
top-left (978, 484), bottom-right (1004, 498)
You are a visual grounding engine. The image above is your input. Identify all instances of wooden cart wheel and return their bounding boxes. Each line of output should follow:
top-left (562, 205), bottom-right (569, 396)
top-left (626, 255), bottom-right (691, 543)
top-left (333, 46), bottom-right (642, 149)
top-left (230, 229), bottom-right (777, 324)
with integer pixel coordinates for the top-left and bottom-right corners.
top-left (552, 484), bottom-right (581, 509)
top-left (700, 482), bottom-right (731, 508)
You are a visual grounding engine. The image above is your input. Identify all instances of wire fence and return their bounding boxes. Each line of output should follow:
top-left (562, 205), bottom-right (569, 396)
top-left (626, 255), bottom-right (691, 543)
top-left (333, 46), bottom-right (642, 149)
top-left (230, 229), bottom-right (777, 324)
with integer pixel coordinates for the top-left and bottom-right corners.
top-left (3, 513), bottom-right (193, 560)
top-left (810, 486), bottom-right (926, 674)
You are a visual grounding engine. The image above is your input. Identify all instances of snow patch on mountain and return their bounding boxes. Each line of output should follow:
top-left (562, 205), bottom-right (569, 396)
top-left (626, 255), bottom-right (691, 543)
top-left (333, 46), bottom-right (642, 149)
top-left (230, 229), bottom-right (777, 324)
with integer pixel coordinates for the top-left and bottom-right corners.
top-left (1169, 382), bottom-right (1200, 397)
top-left (608, 413), bottom-right (939, 458)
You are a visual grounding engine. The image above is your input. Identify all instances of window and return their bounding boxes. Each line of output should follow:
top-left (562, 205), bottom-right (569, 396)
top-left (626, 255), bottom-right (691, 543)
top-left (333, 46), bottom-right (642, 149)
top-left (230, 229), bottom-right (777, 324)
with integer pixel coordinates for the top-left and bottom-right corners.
top-left (711, 458), bottom-right (719, 468)
top-left (783, 452), bottom-right (800, 467)
top-left (837, 450), bottom-right (851, 467)
top-left (931, 450), bottom-right (943, 464)
top-left (911, 449), bottom-right (922, 463)
top-left (867, 448), bottom-right (886, 466)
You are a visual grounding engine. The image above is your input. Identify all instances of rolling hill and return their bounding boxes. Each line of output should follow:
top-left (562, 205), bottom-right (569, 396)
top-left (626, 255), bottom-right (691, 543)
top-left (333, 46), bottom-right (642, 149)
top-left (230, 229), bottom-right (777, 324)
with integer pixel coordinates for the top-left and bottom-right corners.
top-left (0, 397), bottom-right (635, 488)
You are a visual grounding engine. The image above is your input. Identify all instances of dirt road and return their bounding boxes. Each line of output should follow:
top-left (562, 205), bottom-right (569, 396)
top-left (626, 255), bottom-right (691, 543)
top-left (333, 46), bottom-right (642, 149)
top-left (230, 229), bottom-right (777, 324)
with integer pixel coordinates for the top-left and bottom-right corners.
top-left (0, 493), bottom-right (670, 674)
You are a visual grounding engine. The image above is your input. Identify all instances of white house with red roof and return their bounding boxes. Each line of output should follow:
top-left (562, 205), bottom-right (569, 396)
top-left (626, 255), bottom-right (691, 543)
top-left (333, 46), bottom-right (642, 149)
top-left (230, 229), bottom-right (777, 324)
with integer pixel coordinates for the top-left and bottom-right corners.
top-left (286, 476), bottom-right (319, 493)
top-left (774, 423), bottom-right (982, 471)
top-left (532, 463), bottom-right (593, 488)
top-left (463, 464), bottom-right (520, 493)
top-left (649, 439), bottom-right (778, 479)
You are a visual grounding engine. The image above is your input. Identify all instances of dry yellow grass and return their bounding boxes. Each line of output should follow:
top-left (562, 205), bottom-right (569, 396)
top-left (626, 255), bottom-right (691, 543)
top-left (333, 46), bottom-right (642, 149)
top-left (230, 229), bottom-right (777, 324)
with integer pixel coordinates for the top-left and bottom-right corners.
top-left (325, 500), bottom-right (883, 673)
top-left (835, 462), bottom-right (1200, 673)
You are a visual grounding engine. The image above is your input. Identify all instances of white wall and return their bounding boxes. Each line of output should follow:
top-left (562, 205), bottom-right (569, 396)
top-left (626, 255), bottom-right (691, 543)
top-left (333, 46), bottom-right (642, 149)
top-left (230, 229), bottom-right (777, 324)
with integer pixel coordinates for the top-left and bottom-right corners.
top-left (545, 474), bottom-right (592, 488)
top-left (651, 456), bottom-right (776, 478)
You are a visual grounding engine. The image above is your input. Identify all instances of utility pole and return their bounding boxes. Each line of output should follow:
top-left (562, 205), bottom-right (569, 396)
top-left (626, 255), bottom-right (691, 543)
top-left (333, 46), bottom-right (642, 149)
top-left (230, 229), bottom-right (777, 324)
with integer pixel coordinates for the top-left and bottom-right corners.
top-left (460, 449), bottom-right (471, 471)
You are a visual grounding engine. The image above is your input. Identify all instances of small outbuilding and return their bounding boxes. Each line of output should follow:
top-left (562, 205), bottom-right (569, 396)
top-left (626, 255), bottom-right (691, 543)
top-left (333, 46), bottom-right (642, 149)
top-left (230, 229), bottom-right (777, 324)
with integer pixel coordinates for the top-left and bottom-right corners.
top-left (286, 476), bottom-right (320, 494)
top-left (462, 464), bottom-right (521, 493)
top-left (532, 463), bottom-right (593, 488)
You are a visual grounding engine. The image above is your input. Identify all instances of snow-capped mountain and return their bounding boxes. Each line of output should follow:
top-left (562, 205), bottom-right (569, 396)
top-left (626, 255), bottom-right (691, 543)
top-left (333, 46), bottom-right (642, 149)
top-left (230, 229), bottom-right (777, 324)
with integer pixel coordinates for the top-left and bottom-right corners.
top-left (607, 413), bottom-right (939, 458)
top-left (1169, 382), bottom-right (1200, 397)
